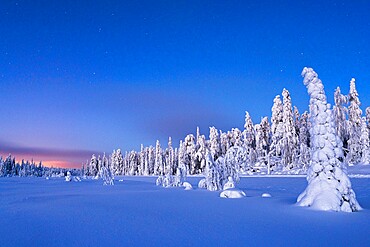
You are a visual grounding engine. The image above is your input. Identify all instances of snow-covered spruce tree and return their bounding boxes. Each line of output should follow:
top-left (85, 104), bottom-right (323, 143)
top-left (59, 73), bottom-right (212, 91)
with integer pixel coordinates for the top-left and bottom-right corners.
top-left (154, 140), bottom-right (163, 176)
top-left (242, 111), bottom-right (257, 167)
top-left (201, 150), bottom-right (223, 191)
top-left (360, 117), bottom-right (370, 164)
top-left (255, 117), bottom-right (271, 173)
top-left (347, 78), bottom-right (362, 165)
top-left (231, 128), bottom-right (243, 147)
top-left (269, 95), bottom-right (284, 171)
top-left (89, 154), bottom-right (99, 178)
top-left (281, 88), bottom-right (299, 169)
top-left (209, 126), bottom-right (221, 160)
top-left (298, 111), bottom-right (310, 171)
top-left (196, 134), bottom-right (207, 173)
top-left (100, 153), bottom-right (114, 185)
top-left (366, 107), bottom-right (370, 126)
top-left (333, 87), bottom-right (349, 147)
top-left (183, 134), bottom-right (197, 174)
top-left (128, 151), bottom-right (138, 175)
top-left (297, 67), bottom-right (361, 212)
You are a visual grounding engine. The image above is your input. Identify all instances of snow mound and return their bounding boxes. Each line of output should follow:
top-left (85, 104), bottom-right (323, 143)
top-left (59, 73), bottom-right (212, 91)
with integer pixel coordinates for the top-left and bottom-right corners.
top-left (220, 189), bottom-right (246, 199)
top-left (182, 182), bottom-right (193, 190)
top-left (198, 178), bottom-right (207, 189)
top-left (74, 176), bottom-right (81, 182)
top-left (262, 193), bottom-right (272, 198)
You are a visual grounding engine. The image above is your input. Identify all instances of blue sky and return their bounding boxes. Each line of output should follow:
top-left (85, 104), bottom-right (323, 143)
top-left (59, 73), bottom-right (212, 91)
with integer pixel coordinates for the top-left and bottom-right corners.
top-left (0, 0), bottom-right (369, 167)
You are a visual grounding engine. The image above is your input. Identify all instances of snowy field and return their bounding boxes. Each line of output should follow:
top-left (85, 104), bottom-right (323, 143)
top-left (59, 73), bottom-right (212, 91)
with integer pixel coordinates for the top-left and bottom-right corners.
top-left (1, 175), bottom-right (370, 247)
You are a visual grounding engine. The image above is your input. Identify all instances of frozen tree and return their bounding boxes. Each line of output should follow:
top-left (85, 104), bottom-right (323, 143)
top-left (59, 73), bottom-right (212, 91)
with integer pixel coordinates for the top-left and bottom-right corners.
top-left (255, 117), bottom-right (271, 173)
top-left (223, 145), bottom-right (246, 179)
top-left (297, 67), bottom-right (361, 212)
top-left (196, 134), bottom-right (207, 173)
top-left (269, 95), bottom-right (284, 169)
top-left (347, 78), bottom-right (362, 165)
top-left (333, 87), bottom-right (348, 145)
top-left (366, 107), bottom-right (370, 126)
top-left (293, 106), bottom-right (301, 136)
top-left (100, 154), bottom-right (114, 185)
top-left (111, 149), bottom-right (123, 176)
top-left (128, 151), bottom-right (138, 175)
top-left (231, 128), bottom-right (243, 147)
top-left (202, 150), bottom-right (223, 191)
top-left (183, 134), bottom-right (197, 174)
top-left (298, 111), bottom-right (310, 171)
top-left (177, 140), bottom-right (188, 181)
top-left (281, 88), bottom-right (299, 169)
top-left (242, 111), bottom-right (257, 167)
top-left (154, 140), bottom-right (163, 175)
top-left (220, 131), bottom-right (230, 156)
top-left (360, 117), bottom-right (370, 164)
top-left (89, 154), bottom-right (99, 178)
top-left (209, 127), bottom-right (221, 160)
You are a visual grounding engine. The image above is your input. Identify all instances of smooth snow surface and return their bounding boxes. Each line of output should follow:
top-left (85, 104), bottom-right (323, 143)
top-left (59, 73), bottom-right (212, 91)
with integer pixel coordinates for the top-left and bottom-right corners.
top-left (1, 176), bottom-right (369, 246)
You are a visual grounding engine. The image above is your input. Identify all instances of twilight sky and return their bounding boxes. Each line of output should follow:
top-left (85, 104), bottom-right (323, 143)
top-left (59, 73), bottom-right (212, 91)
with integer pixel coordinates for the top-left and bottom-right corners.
top-left (1, 0), bottom-right (369, 168)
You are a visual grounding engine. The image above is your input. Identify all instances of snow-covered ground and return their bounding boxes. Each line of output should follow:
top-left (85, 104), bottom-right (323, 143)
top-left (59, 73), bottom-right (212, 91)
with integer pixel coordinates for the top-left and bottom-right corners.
top-left (1, 176), bottom-right (369, 246)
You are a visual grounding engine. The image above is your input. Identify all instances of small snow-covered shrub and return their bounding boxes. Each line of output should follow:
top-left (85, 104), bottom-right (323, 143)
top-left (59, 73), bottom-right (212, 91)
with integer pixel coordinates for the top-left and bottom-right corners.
top-left (198, 178), bottom-right (207, 189)
top-left (223, 177), bottom-right (235, 190)
top-left (65, 172), bottom-right (72, 182)
top-left (220, 189), bottom-right (246, 198)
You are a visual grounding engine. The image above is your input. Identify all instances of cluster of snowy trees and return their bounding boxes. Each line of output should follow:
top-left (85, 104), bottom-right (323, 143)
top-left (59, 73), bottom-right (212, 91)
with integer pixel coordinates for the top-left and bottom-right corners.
top-left (84, 73), bottom-right (370, 182)
top-left (0, 154), bottom-right (80, 177)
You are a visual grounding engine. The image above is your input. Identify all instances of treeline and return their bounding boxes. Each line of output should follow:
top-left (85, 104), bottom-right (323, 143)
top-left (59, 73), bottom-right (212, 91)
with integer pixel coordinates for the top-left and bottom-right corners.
top-left (0, 154), bottom-right (80, 177)
top-left (83, 78), bottom-right (370, 178)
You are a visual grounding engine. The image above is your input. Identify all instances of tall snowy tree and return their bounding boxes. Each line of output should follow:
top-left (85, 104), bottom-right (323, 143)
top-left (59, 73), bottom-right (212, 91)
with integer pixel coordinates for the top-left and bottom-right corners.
top-left (242, 111), bottom-right (257, 168)
top-left (89, 154), bottom-right (99, 177)
top-left (209, 127), bottom-right (221, 160)
top-left (297, 67), bottom-right (361, 212)
top-left (269, 95), bottom-right (284, 169)
top-left (347, 78), bottom-right (362, 165)
top-left (360, 117), bottom-right (370, 164)
top-left (298, 111), bottom-right (310, 171)
top-left (154, 140), bottom-right (163, 175)
top-left (281, 88), bottom-right (298, 169)
top-left (255, 117), bottom-right (271, 172)
top-left (333, 87), bottom-right (348, 146)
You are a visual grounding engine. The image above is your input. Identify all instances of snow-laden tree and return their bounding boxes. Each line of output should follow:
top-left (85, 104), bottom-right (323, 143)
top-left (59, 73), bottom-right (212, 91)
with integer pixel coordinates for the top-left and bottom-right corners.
top-left (255, 117), bottom-right (271, 173)
top-left (223, 145), bottom-right (246, 178)
top-left (269, 95), bottom-right (284, 169)
top-left (111, 149), bottom-right (123, 176)
top-left (347, 78), bottom-right (362, 165)
top-left (100, 154), bottom-right (114, 185)
top-left (360, 117), bottom-right (370, 164)
top-left (196, 134), bottom-right (207, 173)
top-left (333, 87), bottom-right (348, 145)
top-left (154, 140), bottom-right (163, 175)
top-left (220, 131), bottom-right (231, 156)
top-left (201, 150), bottom-right (223, 191)
top-left (183, 134), bottom-right (197, 174)
top-left (297, 67), bottom-right (361, 212)
top-left (298, 111), bottom-right (310, 171)
top-left (366, 107), bottom-right (370, 126)
top-left (89, 154), bottom-right (99, 178)
top-left (281, 88), bottom-right (298, 169)
top-left (293, 106), bottom-right (301, 136)
top-left (242, 111), bottom-right (257, 167)
top-left (231, 128), bottom-right (243, 147)
top-left (209, 126), bottom-right (221, 160)
top-left (177, 140), bottom-right (188, 181)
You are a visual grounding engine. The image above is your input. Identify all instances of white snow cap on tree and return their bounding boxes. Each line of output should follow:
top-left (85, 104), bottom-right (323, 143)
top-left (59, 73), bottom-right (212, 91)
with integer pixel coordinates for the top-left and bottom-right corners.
top-left (297, 67), bottom-right (361, 212)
